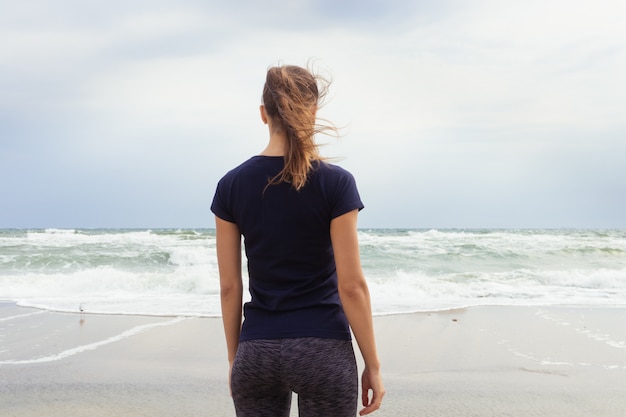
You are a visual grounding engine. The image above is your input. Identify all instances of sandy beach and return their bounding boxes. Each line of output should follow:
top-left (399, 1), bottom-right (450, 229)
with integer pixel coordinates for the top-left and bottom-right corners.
top-left (1, 302), bottom-right (625, 417)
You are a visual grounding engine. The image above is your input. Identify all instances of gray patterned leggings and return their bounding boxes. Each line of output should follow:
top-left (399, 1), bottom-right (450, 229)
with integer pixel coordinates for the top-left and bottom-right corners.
top-left (231, 337), bottom-right (358, 417)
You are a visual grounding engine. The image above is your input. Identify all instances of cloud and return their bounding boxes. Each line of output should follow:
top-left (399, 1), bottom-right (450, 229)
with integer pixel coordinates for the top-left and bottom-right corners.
top-left (1, 0), bottom-right (625, 228)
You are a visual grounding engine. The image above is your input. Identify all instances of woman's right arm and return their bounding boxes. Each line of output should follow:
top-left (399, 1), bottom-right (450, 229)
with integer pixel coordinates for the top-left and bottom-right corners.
top-left (331, 209), bottom-right (385, 416)
top-left (215, 216), bottom-right (243, 377)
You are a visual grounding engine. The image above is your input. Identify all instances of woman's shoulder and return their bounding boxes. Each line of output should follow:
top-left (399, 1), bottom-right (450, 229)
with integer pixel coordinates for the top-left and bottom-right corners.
top-left (220, 156), bottom-right (281, 179)
top-left (314, 160), bottom-right (356, 180)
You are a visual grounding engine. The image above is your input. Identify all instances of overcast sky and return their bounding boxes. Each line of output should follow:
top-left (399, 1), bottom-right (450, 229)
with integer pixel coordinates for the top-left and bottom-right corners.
top-left (1, 0), bottom-right (625, 229)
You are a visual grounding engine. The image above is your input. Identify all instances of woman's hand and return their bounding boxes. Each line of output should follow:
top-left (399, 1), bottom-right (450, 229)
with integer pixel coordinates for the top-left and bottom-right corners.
top-left (360, 365), bottom-right (385, 415)
top-left (228, 360), bottom-right (233, 397)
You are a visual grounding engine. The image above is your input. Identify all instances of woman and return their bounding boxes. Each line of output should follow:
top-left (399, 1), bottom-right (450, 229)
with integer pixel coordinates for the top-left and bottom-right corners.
top-left (211, 64), bottom-right (384, 417)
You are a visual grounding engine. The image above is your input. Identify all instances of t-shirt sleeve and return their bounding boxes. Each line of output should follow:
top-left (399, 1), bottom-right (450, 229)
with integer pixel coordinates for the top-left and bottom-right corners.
top-left (329, 169), bottom-right (364, 220)
top-left (210, 177), bottom-right (236, 223)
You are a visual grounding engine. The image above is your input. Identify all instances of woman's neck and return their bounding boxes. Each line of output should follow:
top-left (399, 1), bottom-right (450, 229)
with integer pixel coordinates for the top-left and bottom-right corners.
top-left (260, 131), bottom-right (287, 156)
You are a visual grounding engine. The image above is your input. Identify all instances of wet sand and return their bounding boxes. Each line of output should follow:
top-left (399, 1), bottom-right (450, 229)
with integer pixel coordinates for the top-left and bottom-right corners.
top-left (1, 302), bottom-right (625, 416)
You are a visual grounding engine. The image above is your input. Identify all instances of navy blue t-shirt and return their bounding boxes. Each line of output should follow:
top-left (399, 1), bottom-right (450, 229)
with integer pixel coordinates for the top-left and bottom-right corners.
top-left (211, 156), bottom-right (364, 341)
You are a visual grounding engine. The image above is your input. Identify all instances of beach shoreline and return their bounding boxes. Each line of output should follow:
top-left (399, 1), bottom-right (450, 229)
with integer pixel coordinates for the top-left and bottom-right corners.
top-left (1, 302), bottom-right (625, 416)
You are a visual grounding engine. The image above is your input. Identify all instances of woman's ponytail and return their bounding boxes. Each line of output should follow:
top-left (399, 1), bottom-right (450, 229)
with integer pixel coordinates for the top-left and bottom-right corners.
top-left (262, 65), bottom-right (336, 191)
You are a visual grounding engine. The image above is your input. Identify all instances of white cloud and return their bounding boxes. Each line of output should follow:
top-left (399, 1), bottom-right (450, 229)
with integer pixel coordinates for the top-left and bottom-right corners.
top-left (1, 0), bottom-right (625, 228)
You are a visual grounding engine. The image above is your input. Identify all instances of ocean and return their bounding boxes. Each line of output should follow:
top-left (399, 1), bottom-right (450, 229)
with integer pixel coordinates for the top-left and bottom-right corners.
top-left (1, 228), bottom-right (625, 317)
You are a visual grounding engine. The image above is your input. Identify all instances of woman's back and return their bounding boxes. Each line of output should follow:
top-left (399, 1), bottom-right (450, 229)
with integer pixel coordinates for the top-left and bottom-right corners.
top-left (212, 155), bottom-right (363, 340)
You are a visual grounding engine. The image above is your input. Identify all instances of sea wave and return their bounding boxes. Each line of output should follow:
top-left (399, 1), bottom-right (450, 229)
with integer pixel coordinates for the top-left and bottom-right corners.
top-left (1, 228), bottom-right (625, 316)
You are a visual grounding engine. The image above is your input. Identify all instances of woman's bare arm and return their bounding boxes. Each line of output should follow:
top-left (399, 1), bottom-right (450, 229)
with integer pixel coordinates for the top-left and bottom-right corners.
top-left (331, 210), bottom-right (385, 415)
top-left (215, 216), bottom-right (243, 369)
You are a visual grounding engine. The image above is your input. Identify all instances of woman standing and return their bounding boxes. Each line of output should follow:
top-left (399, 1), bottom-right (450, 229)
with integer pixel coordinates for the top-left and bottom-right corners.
top-left (211, 64), bottom-right (384, 417)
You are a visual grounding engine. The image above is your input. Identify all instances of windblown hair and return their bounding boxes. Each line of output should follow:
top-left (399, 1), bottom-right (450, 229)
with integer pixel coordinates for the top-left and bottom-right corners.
top-left (262, 64), bottom-right (336, 191)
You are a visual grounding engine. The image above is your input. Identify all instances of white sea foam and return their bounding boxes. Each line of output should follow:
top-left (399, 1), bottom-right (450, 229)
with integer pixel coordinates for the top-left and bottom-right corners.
top-left (0, 310), bottom-right (47, 322)
top-left (1, 228), bottom-right (626, 316)
top-left (0, 317), bottom-right (188, 365)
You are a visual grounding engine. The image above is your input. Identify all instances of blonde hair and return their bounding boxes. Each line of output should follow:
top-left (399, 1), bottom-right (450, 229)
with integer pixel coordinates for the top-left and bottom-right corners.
top-left (262, 65), bottom-right (336, 191)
